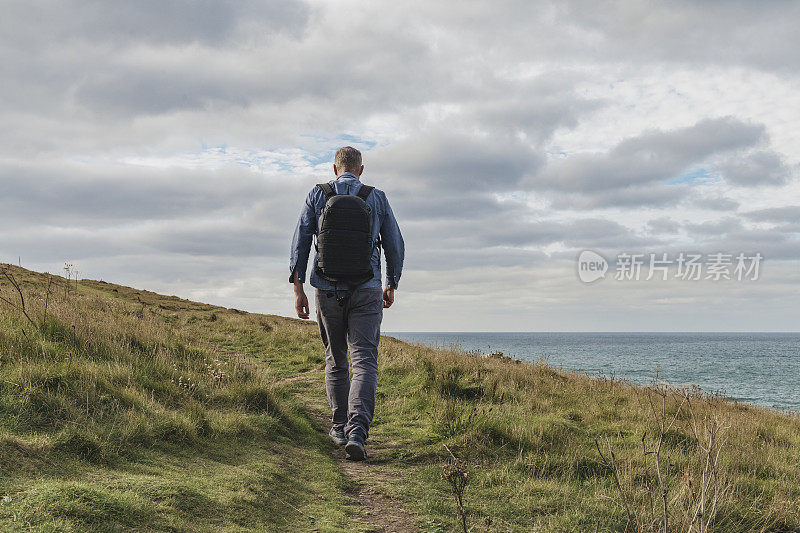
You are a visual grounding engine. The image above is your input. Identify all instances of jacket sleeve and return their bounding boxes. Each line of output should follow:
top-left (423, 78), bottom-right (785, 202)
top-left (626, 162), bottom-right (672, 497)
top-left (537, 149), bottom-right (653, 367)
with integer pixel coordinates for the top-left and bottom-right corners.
top-left (379, 194), bottom-right (405, 289)
top-left (289, 188), bottom-right (318, 283)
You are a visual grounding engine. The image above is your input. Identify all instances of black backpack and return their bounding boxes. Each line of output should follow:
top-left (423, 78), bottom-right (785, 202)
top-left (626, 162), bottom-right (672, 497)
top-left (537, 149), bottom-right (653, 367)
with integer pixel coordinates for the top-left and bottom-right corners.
top-left (314, 182), bottom-right (376, 287)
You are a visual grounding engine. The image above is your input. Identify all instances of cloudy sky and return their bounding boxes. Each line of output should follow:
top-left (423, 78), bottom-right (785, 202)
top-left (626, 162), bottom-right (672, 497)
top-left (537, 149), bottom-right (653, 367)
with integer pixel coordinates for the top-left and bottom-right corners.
top-left (2, 0), bottom-right (799, 331)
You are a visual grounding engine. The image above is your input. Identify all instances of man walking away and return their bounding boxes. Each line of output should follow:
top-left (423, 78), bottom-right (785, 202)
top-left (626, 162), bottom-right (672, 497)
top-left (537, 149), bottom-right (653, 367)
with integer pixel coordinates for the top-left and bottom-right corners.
top-left (289, 146), bottom-right (405, 461)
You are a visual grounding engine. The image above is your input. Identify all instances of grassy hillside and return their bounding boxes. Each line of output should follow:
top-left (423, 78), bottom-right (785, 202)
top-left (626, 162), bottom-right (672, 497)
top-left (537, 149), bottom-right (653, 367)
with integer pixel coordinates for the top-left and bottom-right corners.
top-left (1, 264), bottom-right (799, 532)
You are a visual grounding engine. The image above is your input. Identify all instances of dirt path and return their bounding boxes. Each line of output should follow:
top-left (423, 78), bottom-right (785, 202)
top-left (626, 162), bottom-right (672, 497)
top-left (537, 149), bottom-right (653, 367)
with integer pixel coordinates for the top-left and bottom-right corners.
top-left (277, 371), bottom-right (418, 532)
top-left (304, 406), bottom-right (418, 533)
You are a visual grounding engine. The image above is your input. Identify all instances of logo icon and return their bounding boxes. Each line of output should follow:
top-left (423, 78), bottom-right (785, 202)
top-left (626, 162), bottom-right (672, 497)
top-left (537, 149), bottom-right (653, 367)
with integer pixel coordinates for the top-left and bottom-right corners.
top-left (577, 250), bottom-right (608, 283)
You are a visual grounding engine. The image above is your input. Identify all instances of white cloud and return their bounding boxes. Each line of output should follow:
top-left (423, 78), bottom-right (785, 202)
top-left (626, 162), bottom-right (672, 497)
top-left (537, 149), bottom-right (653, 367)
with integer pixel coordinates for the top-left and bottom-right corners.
top-left (1, 0), bottom-right (798, 331)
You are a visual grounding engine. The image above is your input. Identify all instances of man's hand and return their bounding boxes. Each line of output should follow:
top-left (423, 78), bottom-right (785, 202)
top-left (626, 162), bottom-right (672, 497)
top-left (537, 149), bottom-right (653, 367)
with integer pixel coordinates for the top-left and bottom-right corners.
top-left (291, 272), bottom-right (310, 319)
top-left (295, 290), bottom-right (310, 319)
top-left (382, 287), bottom-right (395, 308)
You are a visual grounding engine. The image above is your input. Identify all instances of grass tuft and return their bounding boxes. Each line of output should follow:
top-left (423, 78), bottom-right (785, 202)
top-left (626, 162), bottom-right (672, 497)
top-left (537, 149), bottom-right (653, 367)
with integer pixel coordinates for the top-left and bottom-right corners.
top-left (2, 264), bottom-right (798, 532)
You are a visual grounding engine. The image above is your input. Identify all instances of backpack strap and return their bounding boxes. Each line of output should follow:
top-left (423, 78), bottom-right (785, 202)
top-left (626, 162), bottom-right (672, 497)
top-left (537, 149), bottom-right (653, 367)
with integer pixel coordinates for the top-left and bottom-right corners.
top-left (356, 185), bottom-right (374, 201)
top-left (317, 182), bottom-right (336, 200)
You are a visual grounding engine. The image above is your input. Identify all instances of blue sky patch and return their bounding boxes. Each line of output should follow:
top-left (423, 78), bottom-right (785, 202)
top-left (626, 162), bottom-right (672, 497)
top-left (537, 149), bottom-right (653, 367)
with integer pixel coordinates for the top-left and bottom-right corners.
top-left (668, 167), bottom-right (710, 185)
top-left (299, 133), bottom-right (378, 167)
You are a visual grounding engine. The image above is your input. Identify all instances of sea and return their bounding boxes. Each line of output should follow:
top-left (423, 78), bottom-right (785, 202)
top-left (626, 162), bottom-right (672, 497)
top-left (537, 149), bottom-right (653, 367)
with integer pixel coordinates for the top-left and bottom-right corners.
top-left (385, 332), bottom-right (800, 412)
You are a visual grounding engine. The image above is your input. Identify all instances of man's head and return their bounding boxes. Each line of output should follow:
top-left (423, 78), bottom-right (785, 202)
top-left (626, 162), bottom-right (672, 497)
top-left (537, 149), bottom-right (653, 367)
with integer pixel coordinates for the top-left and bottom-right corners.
top-left (333, 146), bottom-right (363, 177)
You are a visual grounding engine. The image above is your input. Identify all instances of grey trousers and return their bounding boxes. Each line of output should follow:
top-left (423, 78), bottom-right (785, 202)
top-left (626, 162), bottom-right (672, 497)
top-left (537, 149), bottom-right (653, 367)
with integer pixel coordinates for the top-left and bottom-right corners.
top-left (315, 287), bottom-right (383, 440)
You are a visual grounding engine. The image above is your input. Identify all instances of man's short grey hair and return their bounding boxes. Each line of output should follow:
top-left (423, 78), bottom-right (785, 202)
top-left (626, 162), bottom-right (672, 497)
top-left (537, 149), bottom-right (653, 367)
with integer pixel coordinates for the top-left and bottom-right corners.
top-left (334, 146), bottom-right (362, 173)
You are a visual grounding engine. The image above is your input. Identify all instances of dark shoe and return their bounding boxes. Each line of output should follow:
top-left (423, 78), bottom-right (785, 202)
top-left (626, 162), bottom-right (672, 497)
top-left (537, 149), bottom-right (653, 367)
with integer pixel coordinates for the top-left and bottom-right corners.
top-left (328, 427), bottom-right (347, 446)
top-left (344, 431), bottom-right (367, 461)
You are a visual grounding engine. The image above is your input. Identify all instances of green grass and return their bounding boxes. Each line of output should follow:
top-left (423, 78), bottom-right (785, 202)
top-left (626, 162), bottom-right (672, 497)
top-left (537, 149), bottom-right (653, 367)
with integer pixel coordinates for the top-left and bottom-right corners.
top-left (0, 266), bottom-right (357, 532)
top-left (372, 345), bottom-right (800, 531)
top-left (1, 264), bottom-right (799, 532)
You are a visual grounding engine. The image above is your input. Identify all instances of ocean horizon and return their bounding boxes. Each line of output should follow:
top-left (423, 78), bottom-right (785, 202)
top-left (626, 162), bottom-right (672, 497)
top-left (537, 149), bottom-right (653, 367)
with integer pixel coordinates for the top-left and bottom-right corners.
top-left (386, 331), bottom-right (800, 412)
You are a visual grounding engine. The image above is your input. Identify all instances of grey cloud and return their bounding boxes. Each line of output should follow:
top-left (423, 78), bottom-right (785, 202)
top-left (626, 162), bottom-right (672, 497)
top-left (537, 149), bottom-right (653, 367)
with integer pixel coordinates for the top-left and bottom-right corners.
top-left (558, 218), bottom-right (653, 249)
top-left (389, 191), bottom-right (522, 222)
top-left (472, 98), bottom-right (594, 143)
top-left (683, 218), bottom-right (743, 237)
top-left (616, 118), bottom-right (763, 164)
top-left (75, 69), bottom-right (249, 115)
top-left (371, 133), bottom-right (543, 192)
top-left (717, 151), bottom-right (792, 187)
top-left (562, 0), bottom-right (800, 72)
top-left (472, 218), bottom-right (578, 248)
top-left (1, 0), bottom-right (798, 331)
top-left (84, 253), bottom-right (264, 287)
top-left (2, 1), bottom-right (438, 137)
top-left (401, 214), bottom-right (660, 274)
top-left (714, 230), bottom-right (800, 261)
top-left (647, 218), bottom-right (681, 235)
top-left (690, 195), bottom-right (740, 211)
top-left (744, 206), bottom-right (800, 223)
top-left (1, 0), bottom-right (309, 48)
top-left (0, 159), bottom-right (299, 273)
top-left (71, 33), bottom-right (435, 117)
top-left (464, 76), bottom-right (605, 144)
top-left (366, 78), bottom-right (601, 212)
top-left (407, 215), bottom-right (650, 252)
top-left (146, 224), bottom-right (284, 258)
top-left (532, 117), bottom-right (764, 193)
top-left (404, 246), bottom-right (548, 271)
top-left (0, 227), bottom-right (147, 264)
top-left (774, 222), bottom-right (800, 234)
top-left (549, 184), bottom-right (689, 209)
top-left (0, 161), bottom-right (289, 225)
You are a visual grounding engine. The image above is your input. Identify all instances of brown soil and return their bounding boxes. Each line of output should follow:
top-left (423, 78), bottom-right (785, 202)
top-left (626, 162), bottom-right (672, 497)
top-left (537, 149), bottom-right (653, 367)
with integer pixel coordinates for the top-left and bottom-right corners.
top-left (298, 377), bottom-right (419, 533)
